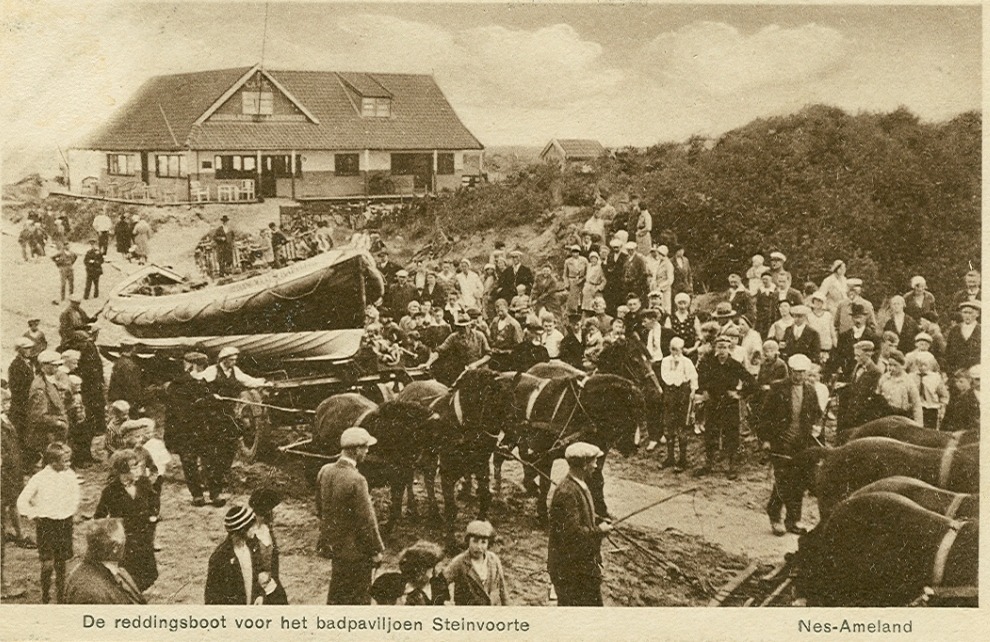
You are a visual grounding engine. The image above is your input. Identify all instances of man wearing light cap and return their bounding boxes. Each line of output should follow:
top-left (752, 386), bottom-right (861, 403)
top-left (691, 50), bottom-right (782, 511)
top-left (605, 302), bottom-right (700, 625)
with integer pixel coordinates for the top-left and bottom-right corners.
top-left (622, 241), bottom-right (650, 304)
top-left (945, 300), bottom-right (981, 373)
top-left (548, 442), bottom-right (611, 606)
top-left (781, 305), bottom-right (821, 365)
top-left (316, 426), bottom-right (384, 604)
top-left (949, 269), bottom-right (980, 314)
top-left (835, 340), bottom-right (882, 433)
top-left (27, 351), bottom-right (70, 459)
top-left (905, 332), bottom-right (936, 374)
top-left (767, 251), bottom-right (787, 279)
top-left (755, 353), bottom-right (820, 535)
top-left (8, 338), bottom-right (36, 451)
top-left (385, 268), bottom-right (419, 319)
top-left (165, 352), bottom-right (215, 506)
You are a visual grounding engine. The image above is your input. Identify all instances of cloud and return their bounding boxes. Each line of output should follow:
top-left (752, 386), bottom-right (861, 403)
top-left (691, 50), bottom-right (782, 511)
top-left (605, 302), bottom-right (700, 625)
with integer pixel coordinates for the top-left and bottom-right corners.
top-left (643, 22), bottom-right (848, 95)
top-left (331, 15), bottom-right (622, 109)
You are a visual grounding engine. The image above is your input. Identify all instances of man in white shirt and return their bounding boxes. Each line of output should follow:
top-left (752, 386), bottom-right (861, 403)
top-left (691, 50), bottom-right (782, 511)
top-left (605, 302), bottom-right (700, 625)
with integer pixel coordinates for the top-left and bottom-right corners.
top-left (660, 337), bottom-right (698, 471)
top-left (91, 210), bottom-right (113, 256)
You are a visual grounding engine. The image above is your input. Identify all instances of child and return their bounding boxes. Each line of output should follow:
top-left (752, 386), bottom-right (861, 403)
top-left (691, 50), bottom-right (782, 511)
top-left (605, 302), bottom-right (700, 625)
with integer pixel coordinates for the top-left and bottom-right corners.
top-left (509, 284), bottom-right (531, 326)
top-left (104, 400), bottom-right (131, 456)
top-left (582, 320), bottom-right (604, 370)
top-left (17, 442), bottom-right (80, 603)
top-left (445, 520), bottom-right (507, 605)
top-left (915, 353), bottom-right (949, 430)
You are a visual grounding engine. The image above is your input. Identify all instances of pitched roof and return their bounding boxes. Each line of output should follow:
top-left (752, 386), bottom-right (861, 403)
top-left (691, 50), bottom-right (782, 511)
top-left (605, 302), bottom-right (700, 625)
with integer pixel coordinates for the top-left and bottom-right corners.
top-left (80, 66), bottom-right (483, 152)
top-left (541, 138), bottom-right (607, 160)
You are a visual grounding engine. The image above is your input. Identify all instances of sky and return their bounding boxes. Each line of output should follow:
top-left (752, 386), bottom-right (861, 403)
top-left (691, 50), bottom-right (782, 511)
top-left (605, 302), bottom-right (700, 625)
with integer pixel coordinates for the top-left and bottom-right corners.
top-left (0, 1), bottom-right (982, 180)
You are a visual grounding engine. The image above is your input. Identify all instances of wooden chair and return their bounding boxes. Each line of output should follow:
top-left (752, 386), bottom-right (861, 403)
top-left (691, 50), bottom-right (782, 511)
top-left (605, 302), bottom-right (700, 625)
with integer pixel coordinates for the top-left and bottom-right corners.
top-left (190, 181), bottom-right (210, 202)
top-left (217, 183), bottom-right (237, 202)
top-left (80, 176), bottom-right (99, 196)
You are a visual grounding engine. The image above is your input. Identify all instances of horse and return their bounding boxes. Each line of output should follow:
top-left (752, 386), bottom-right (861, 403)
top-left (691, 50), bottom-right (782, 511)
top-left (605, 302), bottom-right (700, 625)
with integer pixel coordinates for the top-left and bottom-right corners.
top-left (491, 371), bottom-right (644, 524)
top-left (793, 437), bottom-right (979, 520)
top-left (527, 360), bottom-right (586, 379)
top-left (596, 338), bottom-right (661, 395)
top-left (794, 492), bottom-right (978, 606)
top-left (837, 415), bottom-right (979, 448)
top-left (849, 476), bottom-right (978, 520)
top-left (396, 368), bottom-right (506, 536)
top-left (312, 392), bottom-right (438, 533)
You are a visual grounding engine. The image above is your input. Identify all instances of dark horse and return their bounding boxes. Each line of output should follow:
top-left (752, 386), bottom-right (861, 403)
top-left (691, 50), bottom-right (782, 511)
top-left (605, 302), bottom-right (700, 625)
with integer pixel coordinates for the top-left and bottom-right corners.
top-left (849, 476), bottom-right (978, 520)
top-left (492, 371), bottom-right (644, 524)
top-left (312, 393), bottom-right (438, 533)
top-left (792, 437), bottom-right (980, 520)
top-left (838, 415), bottom-right (979, 448)
top-left (396, 368), bottom-right (506, 536)
top-left (795, 492), bottom-right (978, 606)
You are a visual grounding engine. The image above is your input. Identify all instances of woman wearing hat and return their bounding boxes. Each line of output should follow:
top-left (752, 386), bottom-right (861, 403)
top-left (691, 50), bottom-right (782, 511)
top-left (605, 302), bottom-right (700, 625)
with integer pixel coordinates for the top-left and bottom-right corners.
top-left (250, 488), bottom-right (288, 604)
top-left (563, 245), bottom-right (589, 314)
top-left (205, 505), bottom-right (265, 605)
top-left (768, 300), bottom-right (795, 344)
top-left (94, 449), bottom-right (159, 592)
top-left (581, 252), bottom-right (606, 314)
top-left (445, 521), bottom-right (507, 605)
top-left (904, 275), bottom-right (937, 321)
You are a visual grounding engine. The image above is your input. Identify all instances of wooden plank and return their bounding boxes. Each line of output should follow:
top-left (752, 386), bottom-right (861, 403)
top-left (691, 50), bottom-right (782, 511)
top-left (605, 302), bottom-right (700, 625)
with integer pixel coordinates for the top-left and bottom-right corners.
top-left (759, 578), bottom-right (793, 607)
top-left (708, 562), bottom-right (759, 607)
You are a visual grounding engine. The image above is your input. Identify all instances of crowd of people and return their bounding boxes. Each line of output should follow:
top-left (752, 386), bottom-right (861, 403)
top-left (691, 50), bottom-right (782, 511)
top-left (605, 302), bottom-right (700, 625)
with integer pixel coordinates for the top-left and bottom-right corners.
top-left (1, 194), bottom-right (982, 606)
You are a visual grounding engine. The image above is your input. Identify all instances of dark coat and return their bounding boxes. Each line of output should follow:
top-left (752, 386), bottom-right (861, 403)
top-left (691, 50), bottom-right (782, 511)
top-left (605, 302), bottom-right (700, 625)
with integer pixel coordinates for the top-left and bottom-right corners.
top-left (421, 282), bottom-right (448, 309)
top-left (165, 371), bottom-right (214, 452)
top-left (728, 289), bottom-right (754, 320)
top-left (837, 359), bottom-right (883, 432)
top-left (942, 388), bottom-right (979, 433)
top-left (7, 355), bottom-right (35, 432)
top-left (834, 327), bottom-right (881, 381)
top-left (64, 559), bottom-right (146, 604)
top-left (83, 248), bottom-right (104, 276)
top-left (883, 314), bottom-right (919, 355)
top-left (315, 459), bottom-right (384, 562)
top-left (756, 380), bottom-right (822, 455)
top-left (497, 264), bottom-right (534, 303)
top-left (27, 375), bottom-right (68, 450)
top-left (511, 341), bottom-right (550, 373)
top-left (558, 333), bottom-right (585, 369)
top-left (205, 537), bottom-right (264, 605)
top-left (107, 355), bottom-right (144, 408)
top-left (944, 323), bottom-right (980, 374)
top-left (781, 324), bottom-right (822, 364)
top-left (622, 253), bottom-right (650, 303)
top-left (547, 475), bottom-right (603, 581)
top-left (602, 253), bottom-right (627, 313)
top-left (94, 478), bottom-right (159, 591)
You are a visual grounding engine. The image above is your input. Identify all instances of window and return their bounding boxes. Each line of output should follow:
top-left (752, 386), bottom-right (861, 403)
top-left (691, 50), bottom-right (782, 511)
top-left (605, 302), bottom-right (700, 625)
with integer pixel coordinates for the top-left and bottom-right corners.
top-left (335, 153), bottom-right (360, 176)
top-left (242, 91), bottom-right (274, 116)
top-left (107, 153), bottom-right (133, 176)
top-left (361, 97), bottom-right (391, 118)
top-left (155, 154), bottom-right (187, 178)
top-left (437, 153), bottom-right (455, 175)
top-left (214, 154), bottom-right (257, 180)
top-left (201, 160), bottom-right (213, 170)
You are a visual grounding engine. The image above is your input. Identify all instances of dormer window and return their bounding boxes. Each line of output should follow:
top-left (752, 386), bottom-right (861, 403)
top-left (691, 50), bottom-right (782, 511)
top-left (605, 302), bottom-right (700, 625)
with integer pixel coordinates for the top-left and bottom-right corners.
top-left (361, 97), bottom-right (391, 118)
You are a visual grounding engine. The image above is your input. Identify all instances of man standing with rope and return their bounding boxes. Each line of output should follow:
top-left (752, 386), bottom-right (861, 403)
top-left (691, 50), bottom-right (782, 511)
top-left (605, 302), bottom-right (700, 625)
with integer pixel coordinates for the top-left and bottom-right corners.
top-left (547, 442), bottom-right (612, 606)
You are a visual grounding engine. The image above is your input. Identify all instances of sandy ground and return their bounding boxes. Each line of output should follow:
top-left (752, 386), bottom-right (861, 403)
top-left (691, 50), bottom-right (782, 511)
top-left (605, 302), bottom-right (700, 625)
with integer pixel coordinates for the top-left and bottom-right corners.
top-left (1, 197), bottom-right (809, 605)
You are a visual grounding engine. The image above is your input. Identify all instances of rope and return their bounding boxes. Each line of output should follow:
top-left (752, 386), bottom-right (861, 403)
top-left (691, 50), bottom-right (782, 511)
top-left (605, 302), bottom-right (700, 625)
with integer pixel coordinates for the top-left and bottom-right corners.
top-left (212, 394), bottom-right (315, 414)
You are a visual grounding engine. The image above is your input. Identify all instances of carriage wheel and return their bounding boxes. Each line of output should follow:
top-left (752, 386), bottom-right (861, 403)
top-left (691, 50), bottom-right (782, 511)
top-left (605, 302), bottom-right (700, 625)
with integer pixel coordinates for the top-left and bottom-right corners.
top-left (236, 395), bottom-right (274, 463)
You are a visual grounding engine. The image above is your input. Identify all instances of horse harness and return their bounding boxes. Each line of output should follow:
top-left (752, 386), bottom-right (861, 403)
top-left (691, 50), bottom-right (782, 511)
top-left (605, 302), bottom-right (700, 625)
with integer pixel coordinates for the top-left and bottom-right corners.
top-left (931, 519), bottom-right (965, 587)
top-left (937, 431), bottom-right (965, 488)
top-left (944, 494), bottom-right (966, 521)
top-left (514, 376), bottom-right (597, 455)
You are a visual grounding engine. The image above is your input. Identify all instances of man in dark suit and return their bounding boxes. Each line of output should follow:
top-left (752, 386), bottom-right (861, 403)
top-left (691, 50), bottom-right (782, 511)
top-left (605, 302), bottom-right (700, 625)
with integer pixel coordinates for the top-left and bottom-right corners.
top-left (548, 442), bottom-right (612, 606)
top-left (27, 351), bottom-right (69, 461)
top-left (755, 354), bottom-right (822, 536)
top-left (835, 341), bottom-right (883, 433)
top-left (64, 518), bottom-right (146, 604)
top-left (602, 239), bottom-right (627, 315)
top-left (781, 306), bottom-right (821, 364)
top-left (376, 249), bottom-right (403, 287)
top-left (212, 215), bottom-right (234, 277)
top-left (316, 427), bottom-right (384, 605)
top-left (945, 301), bottom-right (981, 374)
top-left (727, 273), bottom-right (754, 320)
top-left (496, 251), bottom-right (534, 303)
top-left (7, 338), bottom-right (36, 451)
top-left (165, 352), bottom-right (214, 506)
top-left (832, 303), bottom-right (880, 380)
top-left (205, 506), bottom-right (265, 605)
top-left (385, 269), bottom-right (419, 317)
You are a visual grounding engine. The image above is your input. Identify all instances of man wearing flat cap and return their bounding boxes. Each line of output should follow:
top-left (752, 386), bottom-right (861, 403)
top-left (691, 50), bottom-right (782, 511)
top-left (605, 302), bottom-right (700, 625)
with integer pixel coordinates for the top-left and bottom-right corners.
top-left (835, 340), bottom-right (883, 434)
top-left (58, 295), bottom-right (94, 346)
top-left (8, 338), bottom-right (36, 452)
top-left (622, 241), bottom-right (651, 304)
top-left (548, 442), bottom-right (611, 606)
top-left (316, 427), bottom-right (384, 604)
top-left (781, 305), bottom-right (821, 365)
top-left (695, 334), bottom-right (755, 478)
top-left (945, 301), bottom-right (981, 374)
top-left (165, 352), bottom-right (216, 506)
top-left (834, 277), bottom-right (876, 334)
top-left (385, 269), bottom-right (419, 318)
top-left (833, 302), bottom-right (880, 381)
top-left (27, 351), bottom-right (70, 460)
top-left (755, 354), bottom-right (821, 536)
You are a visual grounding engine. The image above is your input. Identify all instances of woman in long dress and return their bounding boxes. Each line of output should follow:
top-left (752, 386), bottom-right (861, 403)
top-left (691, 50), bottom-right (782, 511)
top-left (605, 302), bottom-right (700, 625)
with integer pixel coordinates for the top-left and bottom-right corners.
top-left (131, 217), bottom-right (151, 265)
top-left (581, 252), bottom-right (606, 313)
top-left (819, 260), bottom-right (848, 313)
